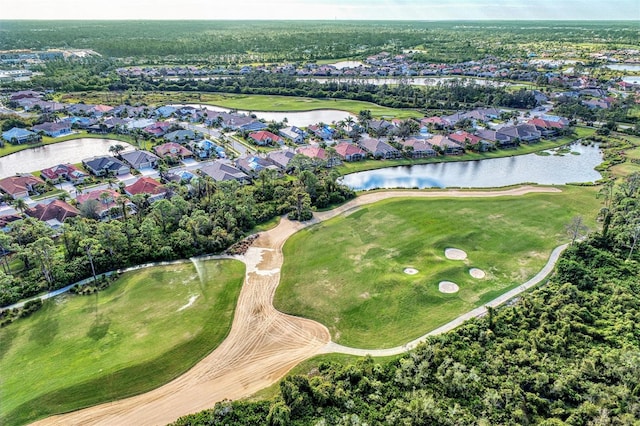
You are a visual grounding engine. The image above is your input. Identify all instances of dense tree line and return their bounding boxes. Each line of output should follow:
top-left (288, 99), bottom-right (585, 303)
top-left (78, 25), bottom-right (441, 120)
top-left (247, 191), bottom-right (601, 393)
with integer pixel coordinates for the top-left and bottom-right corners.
top-left (0, 160), bottom-right (354, 308)
top-left (1, 21), bottom-right (636, 64)
top-left (172, 174), bottom-right (640, 426)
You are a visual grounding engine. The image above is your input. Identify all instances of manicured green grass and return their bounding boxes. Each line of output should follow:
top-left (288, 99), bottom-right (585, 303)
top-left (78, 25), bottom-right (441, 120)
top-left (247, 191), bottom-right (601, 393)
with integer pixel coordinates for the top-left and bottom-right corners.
top-left (275, 187), bottom-right (600, 349)
top-left (0, 259), bottom-right (245, 426)
top-left (62, 91), bottom-right (423, 119)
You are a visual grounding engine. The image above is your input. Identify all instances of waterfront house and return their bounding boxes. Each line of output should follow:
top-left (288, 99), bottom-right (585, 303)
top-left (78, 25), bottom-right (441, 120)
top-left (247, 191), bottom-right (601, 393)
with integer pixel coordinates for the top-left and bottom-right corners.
top-left (82, 156), bottom-right (131, 176)
top-left (358, 138), bottom-right (401, 159)
top-left (334, 142), bottom-right (366, 161)
top-left (398, 138), bottom-right (437, 158)
top-left (32, 121), bottom-right (72, 137)
top-left (2, 127), bottom-right (40, 145)
top-left (40, 164), bottom-right (88, 183)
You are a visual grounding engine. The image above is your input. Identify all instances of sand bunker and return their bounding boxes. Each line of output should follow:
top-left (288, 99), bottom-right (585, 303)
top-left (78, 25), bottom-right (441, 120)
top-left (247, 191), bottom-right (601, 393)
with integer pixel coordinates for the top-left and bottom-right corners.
top-left (445, 248), bottom-right (467, 260)
top-left (469, 268), bottom-right (486, 279)
top-left (439, 281), bottom-right (460, 293)
top-left (404, 268), bottom-right (419, 275)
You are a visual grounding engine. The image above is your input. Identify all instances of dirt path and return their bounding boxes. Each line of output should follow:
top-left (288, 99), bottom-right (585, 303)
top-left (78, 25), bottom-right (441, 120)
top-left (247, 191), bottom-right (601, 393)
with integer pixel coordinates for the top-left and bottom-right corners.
top-left (34, 185), bottom-right (561, 426)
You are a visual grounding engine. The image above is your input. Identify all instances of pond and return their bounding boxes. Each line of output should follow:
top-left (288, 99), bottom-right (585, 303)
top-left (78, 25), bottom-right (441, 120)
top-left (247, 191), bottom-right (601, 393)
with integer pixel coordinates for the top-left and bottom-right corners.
top-left (177, 104), bottom-right (355, 127)
top-left (340, 143), bottom-right (603, 191)
top-left (604, 64), bottom-right (640, 72)
top-left (330, 61), bottom-right (366, 69)
top-left (0, 138), bottom-right (135, 179)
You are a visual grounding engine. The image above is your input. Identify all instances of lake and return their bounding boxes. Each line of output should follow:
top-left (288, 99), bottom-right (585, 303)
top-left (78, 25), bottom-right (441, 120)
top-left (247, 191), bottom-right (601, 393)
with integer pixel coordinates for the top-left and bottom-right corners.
top-left (330, 61), bottom-right (366, 69)
top-left (340, 144), bottom-right (603, 190)
top-left (0, 138), bottom-right (134, 179)
top-left (176, 104), bottom-right (355, 127)
top-left (604, 64), bottom-right (640, 71)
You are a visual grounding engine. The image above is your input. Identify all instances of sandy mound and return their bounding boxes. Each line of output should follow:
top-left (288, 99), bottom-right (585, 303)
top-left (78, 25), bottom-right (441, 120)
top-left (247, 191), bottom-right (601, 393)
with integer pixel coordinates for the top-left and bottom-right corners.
top-left (469, 268), bottom-right (486, 279)
top-left (439, 281), bottom-right (460, 293)
top-left (445, 248), bottom-right (467, 260)
top-left (404, 268), bottom-right (419, 275)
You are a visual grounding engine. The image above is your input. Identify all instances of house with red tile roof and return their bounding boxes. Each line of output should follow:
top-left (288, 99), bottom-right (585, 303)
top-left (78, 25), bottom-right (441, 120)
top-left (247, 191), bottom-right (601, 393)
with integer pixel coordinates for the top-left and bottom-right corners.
top-left (40, 164), bottom-right (88, 183)
top-left (296, 145), bottom-right (327, 160)
top-left (0, 174), bottom-right (45, 199)
top-left (334, 142), bottom-right (366, 162)
top-left (249, 130), bottom-right (283, 146)
top-left (527, 118), bottom-right (565, 137)
top-left (420, 116), bottom-right (451, 129)
top-left (125, 177), bottom-right (168, 202)
top-left (76, 188), bottom-right (126, 220)
top-left (448, 131), bottom-right (492, 151)
top-left (25, 199), bottom-right (80, 229)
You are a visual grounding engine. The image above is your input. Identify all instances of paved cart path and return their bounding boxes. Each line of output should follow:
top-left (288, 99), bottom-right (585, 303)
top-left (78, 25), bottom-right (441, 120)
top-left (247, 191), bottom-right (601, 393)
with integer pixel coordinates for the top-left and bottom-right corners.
top-left (35, 186), bottom-right (563, 426)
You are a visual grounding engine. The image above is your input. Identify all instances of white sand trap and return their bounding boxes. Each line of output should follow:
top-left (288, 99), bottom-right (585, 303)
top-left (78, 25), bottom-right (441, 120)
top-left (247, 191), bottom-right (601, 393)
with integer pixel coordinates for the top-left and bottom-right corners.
top-left (177, 295), bottom-right (199, 312)
top-left (469, 268), bottom-right (486, 279)
top-left (404, 268), bottom-right (419, 275)
top-left (445, 248), bottom-right (467, 260)
top-left (439, 281), bottom-right (460, 293)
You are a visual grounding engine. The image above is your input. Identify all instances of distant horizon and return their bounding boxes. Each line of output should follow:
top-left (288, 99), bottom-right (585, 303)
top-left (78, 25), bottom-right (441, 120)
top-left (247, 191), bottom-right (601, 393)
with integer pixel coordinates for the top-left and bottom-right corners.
top-left (2, 0), bottom-right (638, 21)
top-left (1, 18), bottom-right (638, 22)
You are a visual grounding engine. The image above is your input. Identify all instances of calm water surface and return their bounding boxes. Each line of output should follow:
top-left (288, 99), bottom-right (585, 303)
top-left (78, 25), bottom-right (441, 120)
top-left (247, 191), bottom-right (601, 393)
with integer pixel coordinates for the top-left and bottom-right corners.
top-left (178, 104), bottom-right (355, 127)
top-left (0, 138), bottom-right (134, 178)
top-left (340, 144), bottom-right (603, 190)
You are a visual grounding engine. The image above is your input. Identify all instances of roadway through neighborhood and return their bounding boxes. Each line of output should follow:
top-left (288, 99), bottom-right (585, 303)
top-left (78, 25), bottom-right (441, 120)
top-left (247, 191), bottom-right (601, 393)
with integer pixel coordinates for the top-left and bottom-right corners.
top-left (34, 185), bottom-right (563, 426)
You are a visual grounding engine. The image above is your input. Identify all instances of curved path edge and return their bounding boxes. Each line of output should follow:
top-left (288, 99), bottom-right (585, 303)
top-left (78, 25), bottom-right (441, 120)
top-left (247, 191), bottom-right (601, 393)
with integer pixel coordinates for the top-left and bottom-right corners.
top-left (321, 242), bottom-right (569, 357)
top-left (32, 185), bottom-right (564, 426)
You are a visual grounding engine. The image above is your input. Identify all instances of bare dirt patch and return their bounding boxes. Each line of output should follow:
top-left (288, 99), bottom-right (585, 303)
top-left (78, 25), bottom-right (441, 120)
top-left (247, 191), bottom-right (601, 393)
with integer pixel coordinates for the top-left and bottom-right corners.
top-left (469, 268), bottom-right (486, 279)
top-left (439, 281), bottom-right (460, 293)
top-left (36, 186), bottom-right (560, 426)
top-left (445, 248), bottom-right (467, 260)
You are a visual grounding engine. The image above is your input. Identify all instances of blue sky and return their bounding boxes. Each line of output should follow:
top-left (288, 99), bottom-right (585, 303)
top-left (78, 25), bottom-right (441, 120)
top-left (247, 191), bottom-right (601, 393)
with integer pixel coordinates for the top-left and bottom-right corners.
top-left (4, 0), bottom-right (639, 20)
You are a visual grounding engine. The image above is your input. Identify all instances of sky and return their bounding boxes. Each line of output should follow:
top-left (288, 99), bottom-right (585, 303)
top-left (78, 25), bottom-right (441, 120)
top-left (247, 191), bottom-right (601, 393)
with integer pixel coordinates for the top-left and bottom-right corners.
top-left (3, 0), bottom-right (639, 20)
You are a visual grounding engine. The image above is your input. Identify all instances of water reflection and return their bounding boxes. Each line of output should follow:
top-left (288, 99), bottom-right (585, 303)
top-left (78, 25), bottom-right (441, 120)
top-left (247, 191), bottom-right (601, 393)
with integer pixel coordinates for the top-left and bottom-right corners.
top-left (0, 138), bottom-right (134, 178)
top-left (340, 144), bottom-right (603, 190)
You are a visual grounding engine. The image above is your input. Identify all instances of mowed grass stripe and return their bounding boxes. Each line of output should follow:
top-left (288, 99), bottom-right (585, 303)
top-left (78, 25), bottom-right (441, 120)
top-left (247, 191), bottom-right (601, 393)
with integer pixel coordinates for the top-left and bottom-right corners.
top-left (275, 187), bottom-right (600, 348)
top-left (0, 259), bottom-right (244, 426)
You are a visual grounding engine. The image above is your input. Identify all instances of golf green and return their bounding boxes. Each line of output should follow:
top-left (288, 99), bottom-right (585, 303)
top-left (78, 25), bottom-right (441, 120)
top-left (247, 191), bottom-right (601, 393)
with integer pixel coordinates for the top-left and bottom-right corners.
top-left (275, 188), bottom-right (600, 348)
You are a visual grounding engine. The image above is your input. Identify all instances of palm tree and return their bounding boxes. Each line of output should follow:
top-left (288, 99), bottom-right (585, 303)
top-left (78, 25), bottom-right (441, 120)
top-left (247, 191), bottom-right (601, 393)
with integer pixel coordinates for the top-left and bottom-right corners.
top-left (11, 198), bottom-right (28, 215)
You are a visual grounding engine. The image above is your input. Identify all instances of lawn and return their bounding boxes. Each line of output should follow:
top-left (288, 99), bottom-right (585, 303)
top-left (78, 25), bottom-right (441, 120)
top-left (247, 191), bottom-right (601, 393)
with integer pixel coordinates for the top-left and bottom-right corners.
top-left (60, 91), bottom-right (424, 119)
top-left (274, 186), bottom-right (601, 349)
top-left (0, 259), bottom-right (245, 426)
